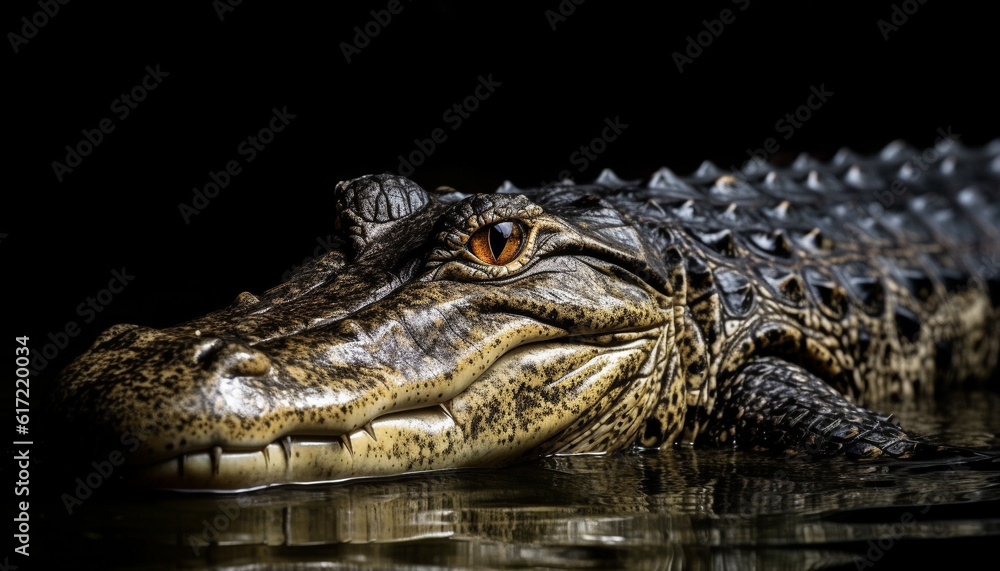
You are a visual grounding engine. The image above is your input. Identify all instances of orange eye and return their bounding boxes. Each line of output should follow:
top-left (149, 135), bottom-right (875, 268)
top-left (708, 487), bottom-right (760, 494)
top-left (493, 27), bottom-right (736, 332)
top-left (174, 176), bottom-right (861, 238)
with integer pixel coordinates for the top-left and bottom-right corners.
top-left (467, 221), bottom-right (525, 265)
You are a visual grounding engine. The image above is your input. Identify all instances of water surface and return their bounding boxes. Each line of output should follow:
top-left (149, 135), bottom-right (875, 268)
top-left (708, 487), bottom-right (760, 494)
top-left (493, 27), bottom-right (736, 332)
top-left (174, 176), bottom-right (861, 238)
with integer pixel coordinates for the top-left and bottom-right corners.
top-left (41, 390), bottom-right (1000, 569)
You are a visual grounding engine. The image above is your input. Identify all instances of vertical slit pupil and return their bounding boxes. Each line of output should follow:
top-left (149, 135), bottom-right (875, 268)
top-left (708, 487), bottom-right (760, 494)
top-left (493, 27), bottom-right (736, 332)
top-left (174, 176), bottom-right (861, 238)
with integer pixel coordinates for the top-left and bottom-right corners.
top-left (489, 222), bottom-right (514, 260)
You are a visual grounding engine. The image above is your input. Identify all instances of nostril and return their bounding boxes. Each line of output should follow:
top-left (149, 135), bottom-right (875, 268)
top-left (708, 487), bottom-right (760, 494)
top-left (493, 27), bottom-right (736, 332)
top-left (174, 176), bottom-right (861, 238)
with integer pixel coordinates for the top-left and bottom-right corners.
top-left (219, 349), bottom-right (272, 377)
top-left (192, 337), bottom-right (272, 377)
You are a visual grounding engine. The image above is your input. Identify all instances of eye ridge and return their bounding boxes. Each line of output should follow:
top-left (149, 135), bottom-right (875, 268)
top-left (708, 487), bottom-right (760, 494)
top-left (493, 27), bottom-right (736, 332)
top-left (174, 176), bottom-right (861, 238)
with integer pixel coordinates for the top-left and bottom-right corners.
top-left (468, 220), bottom-right (525, 265)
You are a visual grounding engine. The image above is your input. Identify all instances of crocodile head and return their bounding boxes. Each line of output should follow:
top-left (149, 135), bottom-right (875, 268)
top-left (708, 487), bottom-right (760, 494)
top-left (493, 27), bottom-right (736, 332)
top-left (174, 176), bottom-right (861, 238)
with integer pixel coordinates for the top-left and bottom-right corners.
top-left (52, 174), bottom-right (683, 490)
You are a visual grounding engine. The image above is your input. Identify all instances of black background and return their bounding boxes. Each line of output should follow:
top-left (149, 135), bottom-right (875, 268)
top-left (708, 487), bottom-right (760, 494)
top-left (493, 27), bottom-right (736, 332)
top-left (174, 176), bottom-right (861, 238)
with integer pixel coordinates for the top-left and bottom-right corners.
top-left (5, 0), bottom-right (999, 477)
top-left (3, 1), bottom-right (999, 565)
top-left (9, 1), bottom-right (999, 382)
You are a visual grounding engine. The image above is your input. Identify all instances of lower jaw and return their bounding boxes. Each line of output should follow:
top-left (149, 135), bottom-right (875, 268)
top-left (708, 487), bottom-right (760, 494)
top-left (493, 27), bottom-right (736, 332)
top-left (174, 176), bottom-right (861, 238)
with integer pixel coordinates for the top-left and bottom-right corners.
top-left (129, 406), bottom-right (465, 492)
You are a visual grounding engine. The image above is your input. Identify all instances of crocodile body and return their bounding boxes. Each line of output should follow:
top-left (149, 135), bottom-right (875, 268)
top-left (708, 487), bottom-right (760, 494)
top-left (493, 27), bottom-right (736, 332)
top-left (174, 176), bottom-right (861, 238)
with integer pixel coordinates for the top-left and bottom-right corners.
top-left (52, 139), bottom-right (1000, 490)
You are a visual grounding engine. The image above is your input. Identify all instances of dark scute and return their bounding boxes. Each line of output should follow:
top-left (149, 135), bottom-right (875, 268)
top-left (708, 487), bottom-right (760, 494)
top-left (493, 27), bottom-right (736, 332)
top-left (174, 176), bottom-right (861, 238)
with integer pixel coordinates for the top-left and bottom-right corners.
top-left (716, 268), bottom-right (755, 316)
top-left (803, 266), bottom-right (849, 318)
top-left (688, 228), bottom-right (737, 257)
top-left (685, 255), bottom-right (715, 292)
top-left (758, 267), bottom-right (807, 305)
top-left (836, 262), bottom-right (886, 316)
top-left (745, 230), bottom-right (793, 258)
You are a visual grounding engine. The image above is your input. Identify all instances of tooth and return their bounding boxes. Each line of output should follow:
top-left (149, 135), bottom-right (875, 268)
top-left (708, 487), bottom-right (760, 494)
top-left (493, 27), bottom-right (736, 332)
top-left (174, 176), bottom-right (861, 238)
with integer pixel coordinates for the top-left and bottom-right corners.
top-left (262, 446), bottom-right (270, 469)
top-left (362, 422), bottom-right (377, 441)
top-left (280, 436), bottom-right (293, 467)
top-left (339, 433), bottom-right (354, 456)
top-left (440, 402), bottom-right (456, 422)
top-left (211, 446), bottom-right (222, 476)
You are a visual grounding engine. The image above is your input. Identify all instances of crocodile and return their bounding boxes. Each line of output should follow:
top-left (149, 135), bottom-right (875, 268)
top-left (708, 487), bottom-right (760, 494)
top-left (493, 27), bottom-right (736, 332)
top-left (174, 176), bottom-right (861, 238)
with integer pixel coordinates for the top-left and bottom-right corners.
top-left (51, 139), bottom-right (1000, 490)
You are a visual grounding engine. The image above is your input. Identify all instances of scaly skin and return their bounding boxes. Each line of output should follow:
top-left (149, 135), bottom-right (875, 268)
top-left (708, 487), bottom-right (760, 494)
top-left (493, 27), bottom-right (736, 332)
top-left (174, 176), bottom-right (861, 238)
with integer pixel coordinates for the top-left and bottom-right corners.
top-left (51, 139), bottom-right (1000, 490)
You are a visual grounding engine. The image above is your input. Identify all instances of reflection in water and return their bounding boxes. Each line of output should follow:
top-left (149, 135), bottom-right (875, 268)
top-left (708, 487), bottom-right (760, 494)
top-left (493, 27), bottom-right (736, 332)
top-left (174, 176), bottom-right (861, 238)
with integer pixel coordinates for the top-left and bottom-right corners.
top-left (47, 391), bottom-right (999, 569)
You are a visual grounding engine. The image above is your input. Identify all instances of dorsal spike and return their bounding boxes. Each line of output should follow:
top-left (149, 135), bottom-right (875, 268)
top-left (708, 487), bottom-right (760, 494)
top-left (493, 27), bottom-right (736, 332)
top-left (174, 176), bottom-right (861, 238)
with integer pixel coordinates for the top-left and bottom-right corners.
top-left (648, 167), bottom-right (681, 188)
top-left (739, 157), bottom-right (771, 177)
top-left (880, 140), bottom-right (917, 162)
top-left (715, 174), bottom-right (738, 189)
top-left (595, 168), bottom-right (626, 186)
top-left (768, 200), bottom-right (792, 219)
top-left (796, 227), bottom-right (832, 251)
top-left (897, 162), bottom-right (920, 180)
top-left (939, 155), bottom-right (958, 175)
top-left (689, 227), bottom-right (737, 257)
top-left (746, 229), bottom-right (793, 257)
top-left (934, 137), bottom-right (964, 155)
top-left (792, 153), bottom-right (821, 171)
top-left (806, 169), bottom-right (844, 193)
top-left (647, 167), bottom-right (702, 199)
top-left (695, 160), bottom-right (724, 178)
top-left (495, 180), bottom-right (520, 194)
top-left (844, 164), bottom-right (884, 190)
top-left (833, 147), bottom-right (862, 166)
top-left (708, 174), bottom-right (760, 203)
top-left (806, 170), bottom-right (825, 191)
top-left (956, 187), bottom-right (985, 207)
